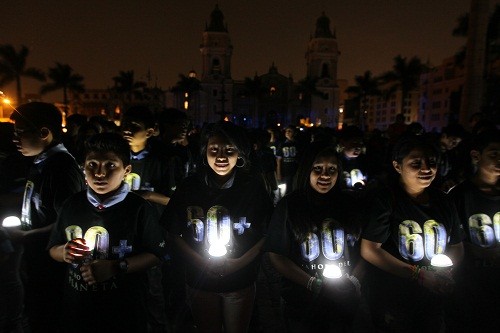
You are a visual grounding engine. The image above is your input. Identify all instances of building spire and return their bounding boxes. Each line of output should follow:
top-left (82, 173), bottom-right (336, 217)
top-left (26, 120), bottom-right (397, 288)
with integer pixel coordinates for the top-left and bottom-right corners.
top-left (315, 12), bottom-right (334, 38)
top-left (206, 4), bottom-right (228, 32)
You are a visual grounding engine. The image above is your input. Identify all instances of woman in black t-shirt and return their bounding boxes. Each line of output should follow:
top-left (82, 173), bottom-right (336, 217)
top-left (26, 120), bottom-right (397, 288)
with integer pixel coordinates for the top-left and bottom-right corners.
top-left (162, 122), bottom-right (273, 333)
top-left (265, 141), bottom-right (364, 332)
top-left (361, 135), bottom-right (464, 332)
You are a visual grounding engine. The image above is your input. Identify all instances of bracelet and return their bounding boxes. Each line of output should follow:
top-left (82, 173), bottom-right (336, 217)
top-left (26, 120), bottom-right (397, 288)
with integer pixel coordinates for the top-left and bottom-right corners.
top-left (417, 268), bottom-right (425, 286)
top-left (410, 265), bottom-right (421, 282)
top-left (346, 274), bottom-right (362, 295)
top-left (311, 278), bottom-right (323, 296)
top-left (306, 276), bottom-right (315, 291)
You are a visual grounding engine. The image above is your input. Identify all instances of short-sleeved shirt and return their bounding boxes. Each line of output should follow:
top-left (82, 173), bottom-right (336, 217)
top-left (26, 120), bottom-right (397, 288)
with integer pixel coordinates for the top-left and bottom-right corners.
top-left (265, 190), bottom-right (360, 306)
top-left (449, 180), bottom-right (500, 281)
top-left (363, 185), bottom-right (462, 265)
top-left (48, 191), bottom-right (168, 331)
top-left (129, 148), bottom-right (173, 196)
top-left (362, 184), bottom-right (462, 298)
top-left (163, 171), bottom-right (273, 292)
top-left (280, 140), bottom-right (299, 177)
top-left (21, 145), bottom-right (85, 279)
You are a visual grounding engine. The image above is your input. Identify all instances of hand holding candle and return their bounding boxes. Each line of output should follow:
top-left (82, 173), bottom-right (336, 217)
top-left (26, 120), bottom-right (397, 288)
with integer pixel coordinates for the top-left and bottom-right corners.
top-left (63, 238), bottom-right (91, 264)
top-left (320, 264), bottom-right (357, 301)
top-left (418, 254), bottom-right (455, 294)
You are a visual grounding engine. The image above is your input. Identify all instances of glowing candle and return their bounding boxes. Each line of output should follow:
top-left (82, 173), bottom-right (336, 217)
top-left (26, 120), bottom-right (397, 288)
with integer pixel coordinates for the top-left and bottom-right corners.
top-left (208, 242), bottom-right (227, 257)
top-left (323, 264), bottom-right (342, 279)
top-left (431, 254), bottom-right (453, 268)
top-left (2, 216), bottom-right (21, 228)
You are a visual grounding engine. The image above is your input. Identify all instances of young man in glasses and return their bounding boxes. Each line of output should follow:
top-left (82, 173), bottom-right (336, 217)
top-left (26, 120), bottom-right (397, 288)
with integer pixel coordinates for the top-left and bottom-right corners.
top-left (10, 102), bottom-right (86, 331)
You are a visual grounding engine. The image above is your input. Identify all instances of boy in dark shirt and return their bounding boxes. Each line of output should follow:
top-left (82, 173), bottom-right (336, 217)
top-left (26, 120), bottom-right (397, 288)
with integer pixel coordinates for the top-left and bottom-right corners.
top-left (448, 129), bottom-right (500, 331)
top-left (48, 132), bottom-right (168, 332)
top-left (121, 106), bottom-right (173, 209)
top-left (9, 102), bottom-right (86, 331)
top-left (121, 105), bottom-right (173, 331)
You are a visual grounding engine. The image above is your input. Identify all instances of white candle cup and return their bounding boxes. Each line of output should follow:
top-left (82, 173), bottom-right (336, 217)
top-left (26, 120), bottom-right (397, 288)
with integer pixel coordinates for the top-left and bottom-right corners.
top-left (431, 254), bottom-right (453, 275)
top-left (2, 216), bottom-right (21, 228)
top-left (208, 243), bottom-right (227, 258)
top-left (323, 264), bottom-right (342, 279)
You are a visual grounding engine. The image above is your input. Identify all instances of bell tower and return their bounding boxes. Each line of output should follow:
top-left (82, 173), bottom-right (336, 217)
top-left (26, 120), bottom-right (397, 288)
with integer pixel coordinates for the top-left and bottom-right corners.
top-left (305, 12), bottom-right (340, 127)
top-left (199, 5), bottom-right (234, 123)
top-left (200, 4), bottom-right (233, 82)
top-left (306, 12), bottom-right (339, 81)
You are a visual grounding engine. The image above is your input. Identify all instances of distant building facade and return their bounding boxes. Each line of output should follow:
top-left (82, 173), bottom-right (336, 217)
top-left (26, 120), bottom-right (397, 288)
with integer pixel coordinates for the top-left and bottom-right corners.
top-left (419, 56), bottom-right (465, 132)
top-left (172, 5), bottom-right (342, 129)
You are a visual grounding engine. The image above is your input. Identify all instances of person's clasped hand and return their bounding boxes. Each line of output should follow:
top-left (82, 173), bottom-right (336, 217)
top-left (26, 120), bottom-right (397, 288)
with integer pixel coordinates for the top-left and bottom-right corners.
top-left (321, 275), bottom-right (358, 301)
top-left (63, 238), bottom-right (90, 264)
top-left (420, 269), bottom-right (455, 295)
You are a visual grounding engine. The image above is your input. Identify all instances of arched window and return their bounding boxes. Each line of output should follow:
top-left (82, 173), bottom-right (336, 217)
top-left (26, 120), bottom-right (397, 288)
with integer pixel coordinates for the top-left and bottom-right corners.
top-left (212, 58), bottom-right (221, 74)
top-left (321, 63), bottom-right (330, 78)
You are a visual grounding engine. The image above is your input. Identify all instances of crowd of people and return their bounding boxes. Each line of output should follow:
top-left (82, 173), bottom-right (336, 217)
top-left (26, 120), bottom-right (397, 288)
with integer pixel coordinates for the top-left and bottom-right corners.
top-left (0, 101), bottom-right (498, 333)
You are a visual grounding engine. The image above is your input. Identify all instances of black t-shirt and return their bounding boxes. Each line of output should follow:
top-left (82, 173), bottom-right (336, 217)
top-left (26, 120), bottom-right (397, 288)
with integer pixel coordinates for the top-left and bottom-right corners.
top-left (21, 150), bottom-right (85, 231)
top-left (48, 191), bottom-right (168, 331)
top-left (21, 148), bottom-right (86, 277)
top-left (129, 147), bottom-right (174, 196)
top-left (449, 180), bottom-right (499, 272)
top-left (162, 170), bottom-right (273, 292)
top-left (265, 189), bottom-right (360, 306)
top-left (280, 140), bottom-right (299, 176)
top-left (362, 184), bottom-right (462, 298)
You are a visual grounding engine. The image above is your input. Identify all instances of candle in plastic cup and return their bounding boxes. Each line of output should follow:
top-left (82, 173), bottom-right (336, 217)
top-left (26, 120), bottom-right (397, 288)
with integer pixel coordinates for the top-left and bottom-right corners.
top-left (208, 243), bottom-right (227, 257)
top-left (431, 254), bottom-right (453, 274)
top-left (323, 264), bottom-right (342, 279)
top-left (2, 216), bottom-right (21, 228)
top-left (431, 254), bottom-right (453, 268)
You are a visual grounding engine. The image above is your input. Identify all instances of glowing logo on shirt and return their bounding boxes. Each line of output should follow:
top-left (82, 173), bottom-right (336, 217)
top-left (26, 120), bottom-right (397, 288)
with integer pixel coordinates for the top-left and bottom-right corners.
top-left (468, 213), bottom-right (500, 248)
top-left (300, 220), bottom-right (345, 262)
top-left (282, 146), bottom-right (296, 158)
top-left (65, 225), bottom-right (110, 259)
top-left (399, 219), bottom-right (447, 262)
top-left (124, 173), bottom-right (141, 191)
top-left (21, 181), bottom-right (34, 229)
top-left (185, 205), bottom-right (251, 256)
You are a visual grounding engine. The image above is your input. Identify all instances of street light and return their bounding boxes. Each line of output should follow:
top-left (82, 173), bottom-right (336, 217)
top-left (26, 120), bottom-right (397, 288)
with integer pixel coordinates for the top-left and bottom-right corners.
top-left (0, 91), bottom-right (10, 118)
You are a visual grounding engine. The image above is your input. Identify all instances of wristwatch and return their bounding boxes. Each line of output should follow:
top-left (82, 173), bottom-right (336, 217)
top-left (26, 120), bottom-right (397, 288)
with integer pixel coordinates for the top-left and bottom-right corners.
top-left (118, 259), bottom-right (129, 274)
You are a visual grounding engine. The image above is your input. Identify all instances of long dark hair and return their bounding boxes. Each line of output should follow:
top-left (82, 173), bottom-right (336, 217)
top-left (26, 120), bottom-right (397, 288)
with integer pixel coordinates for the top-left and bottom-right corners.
top-left (293, 141), bottom-right (342, 193)
top-left (288, 141), bottom-right (345, 241)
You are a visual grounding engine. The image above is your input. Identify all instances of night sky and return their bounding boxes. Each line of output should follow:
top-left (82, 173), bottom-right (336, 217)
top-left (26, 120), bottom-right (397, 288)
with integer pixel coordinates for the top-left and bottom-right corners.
top-left (1, 0), bottom-right (499, 102)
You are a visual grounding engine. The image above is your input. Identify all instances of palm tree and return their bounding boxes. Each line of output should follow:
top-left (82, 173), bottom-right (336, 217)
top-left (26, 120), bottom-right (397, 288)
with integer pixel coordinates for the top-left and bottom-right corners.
top-left (346, 70), bottom-right (381, 128)
top-left (171, 73), bottom-right (202, 111)
top-left (382, 55), bottom-right (426, 115)
top-left (0, 44), bottom-right (45, 105)
top-left (295, 76), bottom-right (326, 118)
top-left (111, 70), bottom-right (147, 106)
top-left (40, 62), bottom-right (85, 114)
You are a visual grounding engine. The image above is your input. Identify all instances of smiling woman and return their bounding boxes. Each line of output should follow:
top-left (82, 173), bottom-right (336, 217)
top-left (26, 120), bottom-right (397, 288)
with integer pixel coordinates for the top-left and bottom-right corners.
top-left (265, 141), bottom-right (364, 332)
top-left (161, 121), bottom-right (273, 333)
top-left (360, 134), bottom-right (464, 332)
